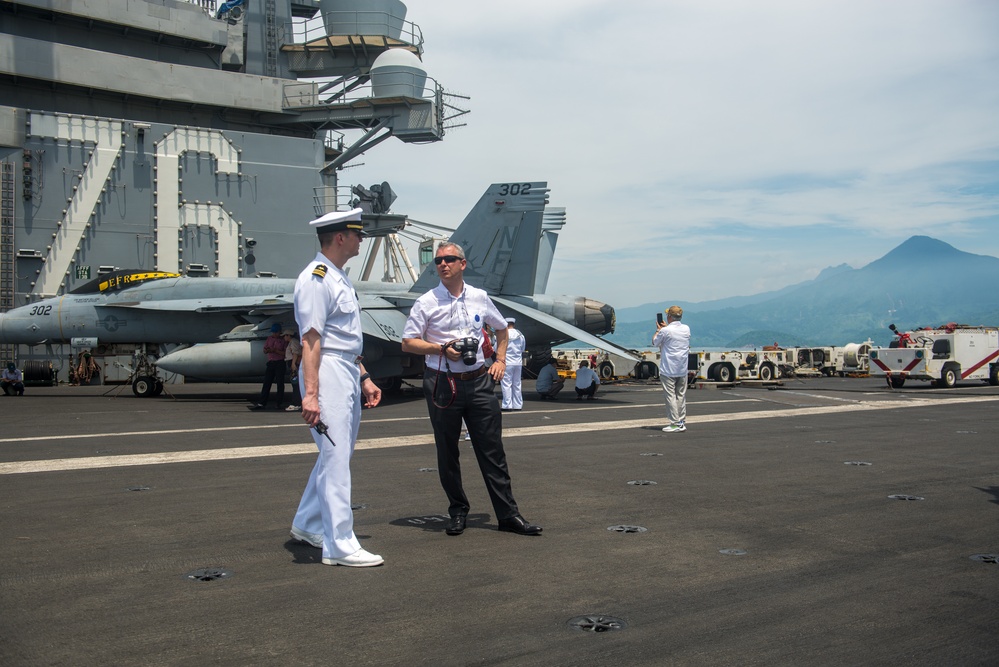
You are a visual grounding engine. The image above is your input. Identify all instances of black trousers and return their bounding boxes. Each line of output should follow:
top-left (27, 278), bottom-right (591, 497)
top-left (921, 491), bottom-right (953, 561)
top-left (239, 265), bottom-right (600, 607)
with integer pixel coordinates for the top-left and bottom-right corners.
top-left (286, 360), bottom-right (302, 405)
top-left (422, 370), bottom-right (519, 521)
top-left (259, 359), bottom-right (286, 405)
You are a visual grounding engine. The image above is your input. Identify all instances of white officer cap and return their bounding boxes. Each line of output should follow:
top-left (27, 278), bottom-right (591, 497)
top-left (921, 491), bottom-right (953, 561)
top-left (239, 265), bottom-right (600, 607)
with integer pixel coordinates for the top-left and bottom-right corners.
top-left (505, 317), bottom-right (516, 324)
top-left (309, 207), bottom-right (366, 235)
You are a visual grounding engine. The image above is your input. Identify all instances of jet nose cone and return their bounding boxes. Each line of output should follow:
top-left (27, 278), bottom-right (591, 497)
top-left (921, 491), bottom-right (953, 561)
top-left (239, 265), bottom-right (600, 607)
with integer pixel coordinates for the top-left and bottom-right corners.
top-left (0, 307), bottom-right (47, 345)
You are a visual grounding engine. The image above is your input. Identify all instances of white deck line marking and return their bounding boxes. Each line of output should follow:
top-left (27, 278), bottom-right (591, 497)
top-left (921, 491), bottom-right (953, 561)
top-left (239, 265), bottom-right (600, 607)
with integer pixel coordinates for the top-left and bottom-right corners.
top-left (2, 395), bottom-right (995, 475)
top-left (0, 399), bottom-right (759, 445)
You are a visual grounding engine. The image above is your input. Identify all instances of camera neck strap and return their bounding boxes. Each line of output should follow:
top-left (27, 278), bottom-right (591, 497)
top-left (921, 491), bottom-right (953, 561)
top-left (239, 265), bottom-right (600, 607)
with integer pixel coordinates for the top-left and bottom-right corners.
top-left (432, 342), bottom-right (457, 409)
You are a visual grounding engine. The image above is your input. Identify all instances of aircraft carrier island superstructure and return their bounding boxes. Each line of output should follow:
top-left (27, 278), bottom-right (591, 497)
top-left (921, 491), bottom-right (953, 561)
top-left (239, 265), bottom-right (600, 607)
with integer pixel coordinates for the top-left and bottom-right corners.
top-left (0, 0), bottom-right (461, 317)
top-left (0, 0), bottom-right (471, 372)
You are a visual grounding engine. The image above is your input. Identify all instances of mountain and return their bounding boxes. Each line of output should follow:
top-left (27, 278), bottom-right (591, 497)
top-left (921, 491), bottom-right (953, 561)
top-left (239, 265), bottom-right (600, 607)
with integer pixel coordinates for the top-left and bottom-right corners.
top-left (607, 236), bottom-right (999, 349)
top-left (614, 263), bottom-right (853, 322)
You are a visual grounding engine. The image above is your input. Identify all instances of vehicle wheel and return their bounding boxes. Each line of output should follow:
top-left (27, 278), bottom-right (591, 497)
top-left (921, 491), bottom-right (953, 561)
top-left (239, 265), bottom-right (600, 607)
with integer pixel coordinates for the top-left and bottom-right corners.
top-left (714, 364), bottom-right (734, 383)
top-left (375, 376), bottom-right (403, 393)
top-left (152, 380), bottom-right (164, 397)
top-left (890, 376), bottom-right (905, 388)
top-left (598, 361), bottom-right (614, 380)
top-left (990, 367), bottom-right (999, 386)
top-left (940, 367), bottom-right (958, 388)
top-left (133, 375), bottom-right (157, 397)
top-left (758, 364), bottom-right (774, 381)
top-left (635, 361), bottom-right (659, 380)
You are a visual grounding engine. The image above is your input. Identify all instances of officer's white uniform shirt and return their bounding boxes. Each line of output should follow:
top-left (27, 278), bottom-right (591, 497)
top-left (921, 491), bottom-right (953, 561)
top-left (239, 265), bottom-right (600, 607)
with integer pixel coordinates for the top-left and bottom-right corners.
top-left (505, 328), bottom-right (525, 364)
top-left (403, 281), bottom-right (507, 371)
top-left (294, 253), bottom-right (362, 356)
top-left (654, 320), bottom-right (691, 377)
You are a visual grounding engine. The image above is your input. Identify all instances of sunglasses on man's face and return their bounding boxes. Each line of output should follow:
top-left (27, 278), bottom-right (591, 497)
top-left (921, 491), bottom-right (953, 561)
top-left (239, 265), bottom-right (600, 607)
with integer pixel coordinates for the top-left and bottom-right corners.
top-left (434, 255), bottom-right (463, 265)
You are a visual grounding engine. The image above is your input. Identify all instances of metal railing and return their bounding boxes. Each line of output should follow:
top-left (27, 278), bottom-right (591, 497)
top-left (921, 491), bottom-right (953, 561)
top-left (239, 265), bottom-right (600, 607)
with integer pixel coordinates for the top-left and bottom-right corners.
top-left (284, 73), bottom-right (439, 109)
top-left (280, 11), bottom-right (423, 51)
top-left (185, 0), bottom-right (219, 11)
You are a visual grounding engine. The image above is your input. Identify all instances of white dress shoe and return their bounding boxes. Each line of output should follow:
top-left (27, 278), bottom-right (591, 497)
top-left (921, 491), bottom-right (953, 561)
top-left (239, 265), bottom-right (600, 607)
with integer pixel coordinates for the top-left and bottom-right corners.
top-left (290, 526), bottom-right (323, 548)
top-left (322, 548), bottom-right (384, 567)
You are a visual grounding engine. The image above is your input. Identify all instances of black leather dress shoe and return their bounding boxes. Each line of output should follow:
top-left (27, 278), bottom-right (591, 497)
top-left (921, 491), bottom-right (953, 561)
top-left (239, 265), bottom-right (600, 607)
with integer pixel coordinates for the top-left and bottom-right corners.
top-left (498, 515), bottom-right (542, 536)
top-left (445, 515), bottom-right (466, 536)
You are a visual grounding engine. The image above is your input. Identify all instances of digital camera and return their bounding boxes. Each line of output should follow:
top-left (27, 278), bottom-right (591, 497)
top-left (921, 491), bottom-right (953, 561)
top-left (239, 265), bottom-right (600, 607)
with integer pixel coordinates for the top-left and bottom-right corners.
top-left (450, 337), bottom-right (479, 365)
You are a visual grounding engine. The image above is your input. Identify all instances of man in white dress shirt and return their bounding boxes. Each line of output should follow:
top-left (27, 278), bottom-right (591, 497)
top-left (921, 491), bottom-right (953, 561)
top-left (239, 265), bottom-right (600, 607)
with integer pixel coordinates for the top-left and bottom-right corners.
top-left (402, 242), bottom-right (542, 538)
top-left (653, 305), bottom-right (691, 433)
top-left (573, 360), bottom-right (600, 400)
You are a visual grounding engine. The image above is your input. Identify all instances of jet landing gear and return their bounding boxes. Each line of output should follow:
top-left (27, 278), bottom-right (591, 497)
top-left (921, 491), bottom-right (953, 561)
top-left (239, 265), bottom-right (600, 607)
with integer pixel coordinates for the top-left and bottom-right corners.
top-left (132, 375), bottom-right (164, 398)
top-left (128, 345), bottom-right (165, 398)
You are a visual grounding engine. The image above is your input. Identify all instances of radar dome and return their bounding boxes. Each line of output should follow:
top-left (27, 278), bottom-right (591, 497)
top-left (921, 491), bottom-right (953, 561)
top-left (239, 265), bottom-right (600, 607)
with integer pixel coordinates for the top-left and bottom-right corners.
top-left (370, 48), bottom-right (427, 99)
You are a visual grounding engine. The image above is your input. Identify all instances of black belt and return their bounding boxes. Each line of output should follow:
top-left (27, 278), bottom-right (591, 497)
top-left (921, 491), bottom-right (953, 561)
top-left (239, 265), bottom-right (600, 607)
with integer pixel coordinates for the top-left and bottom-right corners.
top-left (434, 366), bottom-right (487, 381)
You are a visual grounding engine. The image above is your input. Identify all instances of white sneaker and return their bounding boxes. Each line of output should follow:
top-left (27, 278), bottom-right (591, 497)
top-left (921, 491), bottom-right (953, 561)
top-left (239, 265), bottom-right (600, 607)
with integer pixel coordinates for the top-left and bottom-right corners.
top-left (662, 424), bottom-right (686, 433)
top-left (322, 548), bottom-right (384, 567)
top-left (290, 526), bottom-right (323, 548)
top-left (464, 433), bottom-right (471, 441)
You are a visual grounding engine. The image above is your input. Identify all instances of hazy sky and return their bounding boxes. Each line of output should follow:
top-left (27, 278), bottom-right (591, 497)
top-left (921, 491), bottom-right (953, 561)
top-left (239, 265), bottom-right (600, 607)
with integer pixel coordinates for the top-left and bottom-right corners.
top-left (347, 0), bottom-right (999, 309)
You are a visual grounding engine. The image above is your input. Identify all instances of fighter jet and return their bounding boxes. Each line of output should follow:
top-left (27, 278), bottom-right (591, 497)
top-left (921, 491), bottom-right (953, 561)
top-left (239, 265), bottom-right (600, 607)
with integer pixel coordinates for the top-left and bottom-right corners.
top-left (0, 182), bottom-right (639, 394)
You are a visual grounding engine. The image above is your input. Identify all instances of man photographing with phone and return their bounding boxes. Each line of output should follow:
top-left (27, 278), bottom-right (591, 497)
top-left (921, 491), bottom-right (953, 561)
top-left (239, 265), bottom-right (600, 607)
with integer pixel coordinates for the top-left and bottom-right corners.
top-left (402, 242), bottom-right (542, 538)
top-left (653, 305), bottom-right (691, 433)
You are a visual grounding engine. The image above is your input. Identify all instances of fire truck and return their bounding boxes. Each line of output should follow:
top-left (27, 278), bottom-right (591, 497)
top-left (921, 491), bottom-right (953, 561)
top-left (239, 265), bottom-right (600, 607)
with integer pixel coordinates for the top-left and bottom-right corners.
top-left (868, 324), bottom-right (999, 388)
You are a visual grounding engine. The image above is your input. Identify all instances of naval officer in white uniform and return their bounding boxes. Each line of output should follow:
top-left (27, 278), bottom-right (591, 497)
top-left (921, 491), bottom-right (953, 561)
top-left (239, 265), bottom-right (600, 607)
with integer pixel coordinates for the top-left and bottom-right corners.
top-left (500, 317), bottom-right (525, 410)
top-left (289, 207), bottom-right (384, 567)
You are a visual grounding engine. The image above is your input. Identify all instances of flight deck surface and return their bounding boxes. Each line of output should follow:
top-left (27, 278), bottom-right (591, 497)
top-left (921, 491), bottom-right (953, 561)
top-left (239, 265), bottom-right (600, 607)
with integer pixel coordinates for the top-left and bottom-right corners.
top-left (2, 377), bottom-right (997, 666)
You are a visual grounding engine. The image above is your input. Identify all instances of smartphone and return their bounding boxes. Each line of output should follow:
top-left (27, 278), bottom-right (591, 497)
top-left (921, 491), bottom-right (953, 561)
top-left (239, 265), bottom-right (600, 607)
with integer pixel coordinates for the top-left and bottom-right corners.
top-left (656, 312), bottom-right (664, 325)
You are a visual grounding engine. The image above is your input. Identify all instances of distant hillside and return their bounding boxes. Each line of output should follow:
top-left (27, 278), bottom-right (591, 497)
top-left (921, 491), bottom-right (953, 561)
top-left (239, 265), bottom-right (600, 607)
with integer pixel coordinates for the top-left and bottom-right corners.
top-left (606, 236), bottom-right (999, 349)
top-left (614, 263), bottom-right (853, 322)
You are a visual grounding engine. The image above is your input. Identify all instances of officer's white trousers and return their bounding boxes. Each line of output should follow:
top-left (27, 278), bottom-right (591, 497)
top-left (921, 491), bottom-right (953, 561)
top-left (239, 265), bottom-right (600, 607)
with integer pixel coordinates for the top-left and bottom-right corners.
top-left (292, 355), bottom-right (362, 559)
top-left (501, 365), bottom-right (523, 410)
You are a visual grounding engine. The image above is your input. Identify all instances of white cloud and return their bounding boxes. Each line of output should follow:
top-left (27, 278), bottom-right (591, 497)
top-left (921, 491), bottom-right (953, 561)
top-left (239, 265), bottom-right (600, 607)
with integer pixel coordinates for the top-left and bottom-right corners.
top-left (350, 0), bottom-right (999, 307)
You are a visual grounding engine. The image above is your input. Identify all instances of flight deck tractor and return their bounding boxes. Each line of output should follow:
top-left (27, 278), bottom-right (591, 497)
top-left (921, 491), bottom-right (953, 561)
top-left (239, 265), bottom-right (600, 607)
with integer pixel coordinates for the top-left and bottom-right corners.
top-left (690, 349), bottom-right (785, 383)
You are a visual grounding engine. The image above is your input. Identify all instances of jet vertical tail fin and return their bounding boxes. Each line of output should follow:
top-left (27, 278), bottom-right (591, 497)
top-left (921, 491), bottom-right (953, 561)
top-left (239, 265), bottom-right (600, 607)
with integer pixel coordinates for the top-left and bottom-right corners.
top-left (534, 206), bottom-right (566, 294)
top-left (410, 181), bottom-right (549, 296)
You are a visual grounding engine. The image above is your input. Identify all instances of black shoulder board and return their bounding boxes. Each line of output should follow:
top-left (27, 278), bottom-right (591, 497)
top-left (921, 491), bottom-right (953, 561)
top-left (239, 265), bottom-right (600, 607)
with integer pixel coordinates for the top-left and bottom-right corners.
top-left (312, 264), bottom-right (328, 279)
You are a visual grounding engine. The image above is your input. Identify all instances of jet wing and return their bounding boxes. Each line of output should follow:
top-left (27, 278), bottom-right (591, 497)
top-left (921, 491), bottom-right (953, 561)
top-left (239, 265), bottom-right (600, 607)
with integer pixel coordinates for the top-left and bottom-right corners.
top-left (491, 296), bottom-right (642, 362)
top-left (107, 296), bottom-right (293, 314)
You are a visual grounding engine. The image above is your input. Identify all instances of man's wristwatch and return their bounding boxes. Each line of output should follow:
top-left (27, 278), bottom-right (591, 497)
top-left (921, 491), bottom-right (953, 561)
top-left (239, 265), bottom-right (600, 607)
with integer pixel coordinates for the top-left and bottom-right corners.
top-left (359, 372), bottom-right (371, 384)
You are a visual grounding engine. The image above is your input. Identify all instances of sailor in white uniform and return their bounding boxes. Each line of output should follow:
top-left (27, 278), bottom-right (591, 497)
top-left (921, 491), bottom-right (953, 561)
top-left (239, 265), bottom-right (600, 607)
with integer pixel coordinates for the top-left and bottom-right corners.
top-left (500, 317), bottom-right (525, 410)
top-left (289, 208), bottom-right (384, 567)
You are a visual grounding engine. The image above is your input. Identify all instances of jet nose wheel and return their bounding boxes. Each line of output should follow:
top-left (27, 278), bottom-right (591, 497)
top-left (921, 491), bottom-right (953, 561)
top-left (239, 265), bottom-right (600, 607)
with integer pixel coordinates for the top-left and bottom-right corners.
top-left (133, 376), bottom-right (159, 397)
